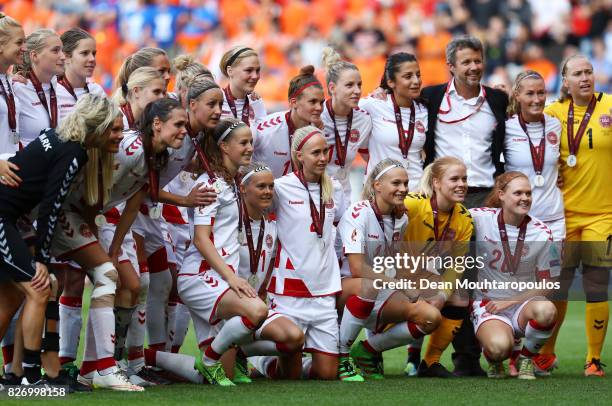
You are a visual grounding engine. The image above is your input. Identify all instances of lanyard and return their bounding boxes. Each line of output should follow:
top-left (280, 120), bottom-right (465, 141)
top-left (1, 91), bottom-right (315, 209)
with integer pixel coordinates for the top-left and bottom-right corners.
top-left (224, 86), bottom-right (250, 126)
top-left (518, 114), bottom-right (546, 175)
top-left (438, 81), bottom-right (487, 124)
top-left (326, 99), bottom-right (353, 167)
top-left (120, 102), bottom-right (136, 130)
top-left (567, 96), bottom-right (597, 156)
top-left (430, 194), bottom-right (453, 241)
top-left (370, 198), bottom-right (395, 254)
top-left (242, 201), bottom-right (266, 276)
top-left (0, 78), bottom-right (17, 133)
top-left (497, 209), bottom-right (530, 275)
top-left (390, 93), bottom-right (415, 159)
top-left (295, 170), bottom-right (324, 238)
top-left (58, 75), bottom-right (89, 101)
top-left (186, 119), bottom-right (215, 180)
top-left (285, 111), bottom-right (298, 173)
top-left (28, 72), bottom-right (57, 128)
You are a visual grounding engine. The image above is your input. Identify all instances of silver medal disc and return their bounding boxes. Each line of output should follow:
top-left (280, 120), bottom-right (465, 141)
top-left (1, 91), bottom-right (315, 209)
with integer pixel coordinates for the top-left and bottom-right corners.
top-left (212, 179), bottom-right (224, 193)
top-left (94, 214), bottom-right (106, 227)
top-left (534, 174), bottom-right (545, 187)
top-left (149, 205), bottom-right (162, 219)
top-left (335, 166), bottom-right (347, 181)
top-left (11, 131), bottom-right (19, 144)
top-left (318, 238), bottom-right (326, 251)
top-left (248, 274), bottom-right (259, 288)
top-left (180, 171), bottom-right (189, 183)
top-left (238, 230), bottom-right (246, 244)
top-left (567, 154), bottom-right (577, 167)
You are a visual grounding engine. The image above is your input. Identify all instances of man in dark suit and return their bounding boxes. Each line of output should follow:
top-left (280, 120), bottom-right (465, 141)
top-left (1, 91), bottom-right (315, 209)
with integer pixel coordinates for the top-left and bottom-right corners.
top-left (411, 36), bottom-right (508, 378)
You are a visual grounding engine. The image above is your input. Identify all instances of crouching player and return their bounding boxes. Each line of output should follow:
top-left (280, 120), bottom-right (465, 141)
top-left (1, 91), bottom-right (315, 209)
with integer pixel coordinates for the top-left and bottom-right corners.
top-left (470, 171), bottom-right (559, 379)
top-left (337, 158), bottom-right (441, 381)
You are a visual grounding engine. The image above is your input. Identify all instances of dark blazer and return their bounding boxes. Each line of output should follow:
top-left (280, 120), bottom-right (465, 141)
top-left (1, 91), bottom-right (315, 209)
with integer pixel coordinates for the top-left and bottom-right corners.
top-left (421, 83), bottom-right (509, 177)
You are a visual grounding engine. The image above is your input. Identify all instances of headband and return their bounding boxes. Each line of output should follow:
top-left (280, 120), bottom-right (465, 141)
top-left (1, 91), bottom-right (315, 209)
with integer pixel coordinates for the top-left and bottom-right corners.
top-left (374, 164), bottom-right (404, 181)
top-left (500, 173), bottom-right (527, 190)
top-left (241, 165), bottom-right (271, 184)
top-left (226, 47), bottom-right (252, 69)
top-left (296, 130), bottom-right (321, 151)
top-left (218, 121), bottom-right (246, 144)
top-left (515, 72), bottom-right (543, 87)
top-left (289, 81), bottom-right (321, 100)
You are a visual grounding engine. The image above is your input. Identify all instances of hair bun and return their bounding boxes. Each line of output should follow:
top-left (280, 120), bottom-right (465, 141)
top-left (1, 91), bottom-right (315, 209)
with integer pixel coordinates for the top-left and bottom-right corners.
top-left (299, 65), bottom-right (315, 76)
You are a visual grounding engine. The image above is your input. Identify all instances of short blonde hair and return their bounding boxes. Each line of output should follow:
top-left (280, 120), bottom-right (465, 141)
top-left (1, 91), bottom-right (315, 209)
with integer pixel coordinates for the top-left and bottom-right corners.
top-left (290, 125), bottom-right (333, 203)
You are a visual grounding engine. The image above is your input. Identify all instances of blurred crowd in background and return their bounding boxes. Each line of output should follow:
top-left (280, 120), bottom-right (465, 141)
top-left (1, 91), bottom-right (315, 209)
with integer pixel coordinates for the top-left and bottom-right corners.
top-left (2, 0), bottom-right (611, 111)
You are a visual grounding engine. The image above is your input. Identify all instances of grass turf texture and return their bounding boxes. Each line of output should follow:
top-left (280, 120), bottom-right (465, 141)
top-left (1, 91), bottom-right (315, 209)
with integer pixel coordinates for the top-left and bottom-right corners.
top-left (2, 294), bottom-right (610, 405)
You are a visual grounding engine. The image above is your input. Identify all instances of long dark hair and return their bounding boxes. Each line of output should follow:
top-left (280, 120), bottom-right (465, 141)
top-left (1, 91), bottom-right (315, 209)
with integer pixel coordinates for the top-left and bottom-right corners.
top-left (199, 118), bottom-right (248, 182)
top-left (138, 98), bottom-right (183, 170)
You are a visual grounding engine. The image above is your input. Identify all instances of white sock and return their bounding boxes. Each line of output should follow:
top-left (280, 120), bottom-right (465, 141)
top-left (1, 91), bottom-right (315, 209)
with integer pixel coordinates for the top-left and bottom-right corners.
top-left (80, 315), bottom-right (98, 376)
top-left (58, 296), bottom-right (82, 364)
top-left (146, 270), bottom-right (172, 348)
top-left (171, 303), bottom-right (191, 352)
top-left (301, 356), bottom-right (312, 379)
top-left (339, 296), bottom-right (374, 355)
top-left (165, 301), bottom-right (178, 351)
top-left (522, 320), bottom-right (554, 357)
top-left (151, 351), bottom-right (202, 383)
top-left (249, 356), bottom-right (278, 378)
top-left (241, 341), bottom-right (281, 357)
top-left (204, 316), bottom-right (257, 365)
top-left (89, 307), bottom-right (116, 374)
top-left (366, 322), bottom-right (424, 353)
top-left (127, 272), bottom-right (149, 372)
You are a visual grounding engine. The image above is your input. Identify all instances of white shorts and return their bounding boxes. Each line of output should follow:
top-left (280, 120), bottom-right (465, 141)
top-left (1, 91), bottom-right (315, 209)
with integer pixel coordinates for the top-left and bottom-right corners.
top-left (255, 310), bottom-right (291, 340)
top-left (178, 270), bottom-right (230, 346)
top-left (268, 293), bottom-right (339, 356)
top-left (363, 289), bottom-right (397, 333)
top-left (471, 297), bottom-right (546, 337)
top-left (51, 210), bottom-right (98, 259)
top-left (132, 211), bottom-right (165, 257)
top-left (544, 218), bottom-right (566, 241)
top-left (98, 222), bottom-right (138, 272)
top-left (161, 221), bottom-right (177, 266)
top-left (167, 222), bottom-right (191, 269)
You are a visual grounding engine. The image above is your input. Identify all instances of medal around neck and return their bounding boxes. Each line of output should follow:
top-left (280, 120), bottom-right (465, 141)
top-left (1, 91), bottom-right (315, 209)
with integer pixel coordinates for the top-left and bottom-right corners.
top-left (94, 214), bottom-right (106, 227)
top-left (11, 131), bottom-right (19, 144)
top-left (567, 154), bottom-right (577, 167)
top-left (238, 230), bottom-right (246, 244)
top-left (318, 238), bottom-right (326, 251)
top-left (248, 274), bottom-right (259, 289)
top-left (212, 179), bottom-right (224, 193)
top-left (534, 174), bottom-right (545, 188)
top-left (149, 205), bottom-right (162, 219)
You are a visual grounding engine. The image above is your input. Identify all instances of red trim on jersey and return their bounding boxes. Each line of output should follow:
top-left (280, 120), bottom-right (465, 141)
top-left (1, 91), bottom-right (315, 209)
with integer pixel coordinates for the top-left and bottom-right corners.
top-left (407, 321), bottom-right (425, 339)
top-left (346, 295), bottom-right (375, 319)
top-left (144, 348), bottom-right (156, 366)
top-left (104, 207), bottom-right (121, 224)
top-left (59, 296), bottom-right (82, 307)
top-left (162, 204), bottom-right (188, 224)
top-left (303, 347), bottom-right (340, 357)
top-left (139, 262), bottom-right (149, 274)
top-left (56, 241), bottom-right (98, 261)
top-left (285, 257), bottom-right (295, 270)
top-left (282, 278), bottom-right (313, 297)
top-left (209, 287), bottom-right (231, 324)
top-left (59, 356), bottom-right (75, 365)
top-left (268, 276), bottom-right (277, 292)
top-left (147, 247), bottom-right (169, 273)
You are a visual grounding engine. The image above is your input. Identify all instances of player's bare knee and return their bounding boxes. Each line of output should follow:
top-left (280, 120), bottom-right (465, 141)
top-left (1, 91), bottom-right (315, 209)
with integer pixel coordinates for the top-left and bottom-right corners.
top-left (26, 284), bottom-right (50, 305)
top-left (89, 262), bottom-right (118, 308)
top-left (483, 338), bottom-right (512, 361)
top-left (284, 327), bottom-right (305, 351)
top-left (251, 300), bottom-right (269, 324)
top-left (420, 305), bottom-right (442, 333)
top-left (533, 301), bottom-right (557, 327)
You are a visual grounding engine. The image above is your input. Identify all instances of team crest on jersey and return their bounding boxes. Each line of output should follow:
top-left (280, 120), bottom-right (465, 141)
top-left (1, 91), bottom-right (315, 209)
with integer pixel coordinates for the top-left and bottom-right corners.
top-left (265, 234), bottom-right (273, 248)
top-left (416, 120), bottom-right (425, 133)
top-left (351, 229), bottom-right (358, 242)
top-left (546, 131), bottom-right (558, 145)
top-left (349, 129), bottom-right (360, 143)
top-left (600, 114), bottom-right (611, 128)
top-left (79, 223), bottom-right (93, 238)
top-left (392, 231), bottom-right (400, 241)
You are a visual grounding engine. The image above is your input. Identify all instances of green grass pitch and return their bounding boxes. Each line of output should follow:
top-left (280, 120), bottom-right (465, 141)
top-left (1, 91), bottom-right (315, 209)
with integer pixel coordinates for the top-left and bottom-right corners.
top-left (2, 295), bottom-right (610, 405)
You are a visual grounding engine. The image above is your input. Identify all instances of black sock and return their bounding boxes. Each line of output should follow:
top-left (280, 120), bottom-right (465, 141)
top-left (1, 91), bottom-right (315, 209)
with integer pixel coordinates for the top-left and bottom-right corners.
top-left (22, 348), bottom-right (42, 383)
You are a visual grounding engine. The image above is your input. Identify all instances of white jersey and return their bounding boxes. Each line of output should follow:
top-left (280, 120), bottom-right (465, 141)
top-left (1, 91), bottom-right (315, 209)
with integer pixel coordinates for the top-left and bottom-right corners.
top-left (182, 173), bottom-right (240, 276)
top-left (221, 91), bottom-right (267, 128)
top-left (253, 110), bottom-right (294, 178)
top-left (162, 172), bottom-right (195, 225)
top-left (0, 74), bottom-right (21, 159)
top-left (321, 103), bottom-right (372, 203)
top-left (504, 114), bottom-right (564, 222)
top-left (237, 217), bottom-right (277, 292)
top-left (470, 207), bottom-right (560, 300)
top-left (359, 95), bottom-right (428, 191)
top-left (269, 173), bottom-right (344, 297)
top-left (14, 76), bottom-right (59, 147)
top-left (337, 200), bottom-right (407, 278)
top-left (57, 81), bottom-right (106, 123)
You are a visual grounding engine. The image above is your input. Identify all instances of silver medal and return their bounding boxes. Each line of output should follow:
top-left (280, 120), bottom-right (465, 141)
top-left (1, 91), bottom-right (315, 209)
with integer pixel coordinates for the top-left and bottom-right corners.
top-left (238, 230), bottom-right (246, 244)
top-left (248, 274), bottom-right (259, 288)
top-left (212, 179), bottom-right (224, 193)
top-left (149, 205), bottom-right (162, 219)
top-left (534, 174), bottom-right (545, 187)
top-left (11, 131), bottom-right (19, 144)
top-left (318, 238), bottom-right (326, 251)
top-left (567, 154), bottom-right (577, 167)
top-left (180, 171), bottom-right (189, 183)
top-left (94, 214), bottom-right (106, 227)
top-left (335, 166), bottom-right (348, 181)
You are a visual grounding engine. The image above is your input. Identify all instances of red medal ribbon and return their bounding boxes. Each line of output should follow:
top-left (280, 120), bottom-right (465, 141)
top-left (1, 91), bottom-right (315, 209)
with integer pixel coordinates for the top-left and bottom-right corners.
top-left (285, 111), bottom-right (298, 173)
top-left (390, 93), bottom-right (415, 159)
top-left (438, 80), bottom-right (487, 124)
top-left (567, 96), bottom-right (597, 156)
top-left (518, 114), bottom-right (546, 175)
top-left (295, 170), bottom-right (325, 239)
top-left (370, 198), bottom-right (395, 255)
top-left (224, 86), bottom-right (250, 126)
top-left (186, 119), bottom-right (215, 180)
top-left (58, 76), bottom-right (89, 101)
top-left (242, 200), bottom-right (266, 276)
top-left (0, 77), bottom-right (17, 134)
top-left (497, 209), bottom-right (530, 275)
top-left (325, 99), bottom-right (353, 167)
top-left (120, 102), bottom-right (136, 130)
top-left (430, 193), bottom-right (453, 241)
top-left (28, 72), bottom-right (57, 128)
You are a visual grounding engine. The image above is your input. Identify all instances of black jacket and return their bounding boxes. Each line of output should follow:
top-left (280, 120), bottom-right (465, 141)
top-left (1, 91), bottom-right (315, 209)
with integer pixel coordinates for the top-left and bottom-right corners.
top-left (0, 129), bottom-right (88, 263)
top-left (421, 83), bottom-right (508, 177)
